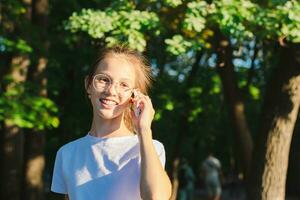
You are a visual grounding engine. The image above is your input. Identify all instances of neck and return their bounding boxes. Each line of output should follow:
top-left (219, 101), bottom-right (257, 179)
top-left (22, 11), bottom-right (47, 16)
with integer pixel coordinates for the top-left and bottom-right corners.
top-left (89, 112), bottom-right (133, 138)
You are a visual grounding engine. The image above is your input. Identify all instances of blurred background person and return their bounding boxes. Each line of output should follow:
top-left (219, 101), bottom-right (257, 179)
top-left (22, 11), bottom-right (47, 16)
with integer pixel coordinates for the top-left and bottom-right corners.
top-left (177, 157), bottom-right (196, 200)
top-left (201, 152), bottom-right (223, 200)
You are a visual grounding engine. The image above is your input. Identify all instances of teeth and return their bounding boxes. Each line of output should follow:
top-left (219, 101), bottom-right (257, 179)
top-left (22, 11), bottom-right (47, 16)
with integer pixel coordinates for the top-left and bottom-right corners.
top-left (100, 99), bottom-right (117, 105)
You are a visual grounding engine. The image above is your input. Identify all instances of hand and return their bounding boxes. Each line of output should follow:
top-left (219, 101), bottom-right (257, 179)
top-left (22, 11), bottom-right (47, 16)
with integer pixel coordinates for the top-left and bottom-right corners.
top-left (130, 90), bottom-right (155, 136)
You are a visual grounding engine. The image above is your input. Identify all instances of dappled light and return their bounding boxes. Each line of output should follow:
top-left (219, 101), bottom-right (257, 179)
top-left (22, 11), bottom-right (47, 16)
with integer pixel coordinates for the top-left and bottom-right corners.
top-left (1, 1), bottom-right (300, 200)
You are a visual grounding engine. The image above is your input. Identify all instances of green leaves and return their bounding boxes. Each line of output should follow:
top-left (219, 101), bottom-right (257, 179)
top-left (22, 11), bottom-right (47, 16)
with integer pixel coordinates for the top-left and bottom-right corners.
top-left (164, 0), bottom-right (300, 56)
top-left (183, 1), bottom-right (209, 33)
top-left (188, 86), bottom-right (203, 98)
top-left (249, 84), bottom-right (260, 100)
top-left (256, 0), bottom-right (300, 43)
top-left (65, 8), bottom-right (159, 51)
top-left (67, 9), bottom-right (114, 38)
top-left (163, 0), bottom-right (183, 7)
top-left (0, 85), bottom-right (60, 130)
top-left (165, 35), bottom-right (193, 55)
top-left (65, 0), bottom-right (300, 57)
top-left (0, 37), bottom-right (32, 53)
top-left (213, 0), bottom-right (256, 40)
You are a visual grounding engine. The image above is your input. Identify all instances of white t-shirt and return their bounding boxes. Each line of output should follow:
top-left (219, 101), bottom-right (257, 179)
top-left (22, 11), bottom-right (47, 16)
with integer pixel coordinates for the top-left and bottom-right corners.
top-left (202, 156), bottom-right (221, 183)
top-left (51, 133), bottom-right (166, 200)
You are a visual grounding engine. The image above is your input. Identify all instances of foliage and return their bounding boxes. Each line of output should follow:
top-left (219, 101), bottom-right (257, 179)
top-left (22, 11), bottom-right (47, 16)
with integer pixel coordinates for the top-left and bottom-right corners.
top-left (183, 1), bottom-right (210, 33)
top-left (0, 83), bottom-right (59, 130)
top-left (163, 0), bottom-right (183, 7)
top-left (164, 0), bottom-right (300, 55)
top-left (2, 1), bottom-right (300, 195)
top-left (0, 0), bottom-right (64, 131)
top-left (65, 8), bottom-right (159, 51)
top-left (0, 37), bottom-right (33, 53)
top-left (165, 35), bottom-right (195, 55)
top-left (256, 0), bottom-right (300, 42)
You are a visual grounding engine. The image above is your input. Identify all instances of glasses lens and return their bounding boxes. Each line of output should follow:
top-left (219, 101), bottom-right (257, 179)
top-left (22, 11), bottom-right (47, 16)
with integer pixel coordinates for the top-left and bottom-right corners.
top-left (93, 74), bottom-right (110, 91)
top-left (93, 74), bottom-right (133, 98)
top-left (118, 87), bottom-right (132, 98)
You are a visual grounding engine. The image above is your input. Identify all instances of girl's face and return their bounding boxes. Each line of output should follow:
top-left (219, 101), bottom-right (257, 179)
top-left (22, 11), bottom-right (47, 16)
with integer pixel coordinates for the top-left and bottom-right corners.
top-left (87, 55), bottom-right (136, 119)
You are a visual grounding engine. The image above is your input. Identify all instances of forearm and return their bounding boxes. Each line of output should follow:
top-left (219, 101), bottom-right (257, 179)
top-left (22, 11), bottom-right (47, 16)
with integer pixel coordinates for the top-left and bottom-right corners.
top-left (138, 129), bottom-right (172, 200)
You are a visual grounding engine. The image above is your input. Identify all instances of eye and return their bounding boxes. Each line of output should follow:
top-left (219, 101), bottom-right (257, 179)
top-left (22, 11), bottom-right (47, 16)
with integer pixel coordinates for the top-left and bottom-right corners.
top-left (99, 77), bottom-right (109, 82)
top-left (120, 82), bottom-right (130, 88)
top-left (96, 75), bottom-right (110, 83)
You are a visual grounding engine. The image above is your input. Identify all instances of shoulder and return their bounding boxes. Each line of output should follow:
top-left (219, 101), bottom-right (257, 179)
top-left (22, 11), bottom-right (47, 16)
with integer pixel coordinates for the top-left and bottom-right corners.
top-left (152, 139), bottom-right (165, 155)
top-left (210, 157), bottom-right (221, 168)
top-left (152, 139), bottom-right (164, 147)
top-left (212, 157), bottom-right (220, 164)
top-left (57, 136), bottom-right (87, 155)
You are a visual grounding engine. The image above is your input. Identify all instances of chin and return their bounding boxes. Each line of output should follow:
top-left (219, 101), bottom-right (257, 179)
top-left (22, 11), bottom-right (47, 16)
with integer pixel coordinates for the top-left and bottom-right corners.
top-left (91, 100), bottom-right (128, 120)
top-left (96, 109), bottom-right (123, 120)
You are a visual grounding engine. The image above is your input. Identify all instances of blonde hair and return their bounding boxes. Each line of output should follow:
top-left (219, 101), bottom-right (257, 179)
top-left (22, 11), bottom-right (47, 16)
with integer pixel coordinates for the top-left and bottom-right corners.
top-left (85, 45), bottom-right (153, 132)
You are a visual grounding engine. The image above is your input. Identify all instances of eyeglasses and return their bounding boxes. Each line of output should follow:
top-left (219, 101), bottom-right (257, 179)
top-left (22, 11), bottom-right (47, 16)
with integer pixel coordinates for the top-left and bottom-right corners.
top-left (92, 73), bottom-right (134, 98)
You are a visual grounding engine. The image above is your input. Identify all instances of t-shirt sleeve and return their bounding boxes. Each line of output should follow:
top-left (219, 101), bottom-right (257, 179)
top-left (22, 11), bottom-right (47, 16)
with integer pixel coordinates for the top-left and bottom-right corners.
top-left (153, 141), bottom-right (166, 169)
top-left (215, 159), bottom-right (221, 169)
top-left (51, 148), bottom-right (68, 194)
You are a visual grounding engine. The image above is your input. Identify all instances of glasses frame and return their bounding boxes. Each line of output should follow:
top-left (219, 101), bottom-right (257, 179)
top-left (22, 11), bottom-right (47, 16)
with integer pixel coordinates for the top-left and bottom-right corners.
top-left (92, 73), bottom-right (135, 98)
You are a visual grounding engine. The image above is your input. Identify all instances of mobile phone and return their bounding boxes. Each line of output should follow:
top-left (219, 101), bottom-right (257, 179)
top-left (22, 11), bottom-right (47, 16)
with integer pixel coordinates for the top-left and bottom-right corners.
top-left (134, 105), bottom-right (141, 117)
top-left (132, 90), bottom-right (141, 117)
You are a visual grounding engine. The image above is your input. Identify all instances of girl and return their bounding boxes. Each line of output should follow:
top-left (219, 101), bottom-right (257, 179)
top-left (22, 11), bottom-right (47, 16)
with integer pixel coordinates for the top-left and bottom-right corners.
top-left (51, 45), bottom-right (172, 200)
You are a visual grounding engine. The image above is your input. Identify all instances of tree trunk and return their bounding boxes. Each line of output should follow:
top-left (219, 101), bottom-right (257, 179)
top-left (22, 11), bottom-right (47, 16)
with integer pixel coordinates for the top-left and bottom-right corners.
top-left (170, 51), bottom-right (202, 200)
top-left (169, 158), bottom-right (180, 200)
top-left (0, 3), bottom-right (33, 199)
top-left (22, 0), bottom-right (49, 199)
top-left (0, 54), bottom-right (30, 200)
top-left (248, 43), bottom-right (300, 200)
top-left (215, 32), bottom-right (253, 178)
top-left (23, 130), bottom-right (46, 200)
top-left (23, 57), bottom-right (48, 200)
top-left (0, 122), bottom-right (24, 200)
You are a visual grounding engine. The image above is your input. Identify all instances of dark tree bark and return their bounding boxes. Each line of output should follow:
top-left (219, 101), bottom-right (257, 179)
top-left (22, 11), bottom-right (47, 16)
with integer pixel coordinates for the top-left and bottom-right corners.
top-left (170, 51), bottom-right (202, 200)
top-left (22, 1), bottom-right (49, 199)
top-left (214, 31), bottom-right (253, 178)
top-left (0, 2), bottom-right (33, 199)
top-left (246, 41), bottom-right (259, 90)
top-left (22, 57), bottom-right (48, 200)
top-left (0, 55), bottom-right (30, 200)
top-left (0, 122), bottom-right (24, 200)
top-left (23, 130), bottom-right (46, 200)
top-left (248, 43), bottom-right (300, 200)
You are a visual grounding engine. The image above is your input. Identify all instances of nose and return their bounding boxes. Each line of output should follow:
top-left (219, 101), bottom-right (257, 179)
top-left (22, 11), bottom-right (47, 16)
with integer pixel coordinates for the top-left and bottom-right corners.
top-left (106, 82), bottom-right (119, 96)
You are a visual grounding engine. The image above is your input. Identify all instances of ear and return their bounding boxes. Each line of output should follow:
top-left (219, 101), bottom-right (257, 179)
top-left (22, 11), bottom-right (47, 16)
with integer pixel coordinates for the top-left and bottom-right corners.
top-left (84, 76), bottom-right (92, 96)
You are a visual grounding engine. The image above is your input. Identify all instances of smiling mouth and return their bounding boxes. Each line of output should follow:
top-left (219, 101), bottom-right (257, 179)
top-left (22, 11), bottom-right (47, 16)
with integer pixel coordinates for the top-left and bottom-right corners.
top-left (99, 98), bottom-right (118, 106)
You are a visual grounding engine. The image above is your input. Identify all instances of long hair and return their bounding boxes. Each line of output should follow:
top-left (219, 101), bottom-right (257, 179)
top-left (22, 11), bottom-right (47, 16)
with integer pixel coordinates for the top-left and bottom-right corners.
top-left (85, 45), bottom-right (153, 132)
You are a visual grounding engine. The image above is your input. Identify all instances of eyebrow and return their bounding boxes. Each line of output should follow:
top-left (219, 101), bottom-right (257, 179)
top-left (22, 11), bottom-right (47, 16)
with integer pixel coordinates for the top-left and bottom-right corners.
top-left (96, 73), bottom-right (132, 82)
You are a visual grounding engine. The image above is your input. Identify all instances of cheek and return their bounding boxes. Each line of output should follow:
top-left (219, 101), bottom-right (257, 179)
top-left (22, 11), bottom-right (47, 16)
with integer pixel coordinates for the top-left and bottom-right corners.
top-left (89, 95), bottom-right (131, 111)
top-left (90, 97), bottom-right (100, 110)
top-left (116, 100), bottom-right (130, 111)
top-left (121, 97), bottom-right (132, 106)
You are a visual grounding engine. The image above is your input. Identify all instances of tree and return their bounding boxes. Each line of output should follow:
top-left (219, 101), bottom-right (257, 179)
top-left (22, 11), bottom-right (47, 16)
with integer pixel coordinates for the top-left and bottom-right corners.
top-left (1, 1), bottom-right (300, 199)
top-left (0, 1), bottom-right (58, 199)
top-left (22, 0), bottom-right (49, 199)
top-left (164, 0), bottom-right (300, 199)
top-left (248, 43), bottom-right (300, 199)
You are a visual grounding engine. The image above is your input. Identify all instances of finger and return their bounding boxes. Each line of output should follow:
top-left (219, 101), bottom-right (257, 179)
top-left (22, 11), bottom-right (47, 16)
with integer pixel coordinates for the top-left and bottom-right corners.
top-left (132, 92), bottom-right (145, 104)
top-left (142, 95), bottom-right (154, 109)
top-left (130, 108), bottom-right (138, 120)
top-left (131, 90), bottom-right (138, 102)
top-left (145, 95), bottom-right (152, 104)
top-left (132, 90), bottom-right (146, 103)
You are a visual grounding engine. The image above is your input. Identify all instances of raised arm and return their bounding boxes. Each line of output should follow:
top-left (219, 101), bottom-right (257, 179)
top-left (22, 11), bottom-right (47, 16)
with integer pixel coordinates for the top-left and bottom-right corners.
top-left (138, 129), bottom-right (172, 200)
top-left (131, 93), bottom-right (172, 200)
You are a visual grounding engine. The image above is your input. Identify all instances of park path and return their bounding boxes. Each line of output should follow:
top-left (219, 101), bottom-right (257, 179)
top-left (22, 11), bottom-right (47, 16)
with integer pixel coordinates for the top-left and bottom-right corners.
top-left (192, 188), bottom-right (298, 200)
